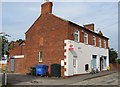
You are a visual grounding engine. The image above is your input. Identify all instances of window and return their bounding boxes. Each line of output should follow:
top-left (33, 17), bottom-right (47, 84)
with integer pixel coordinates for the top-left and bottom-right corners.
top-left (39, 51), bottom-right (42, 62)
top-left (84, 33), bottom-right (88, 44)
top-left (74, 30), bottom-right (79, 42)
top-left (104, 40), bottom-right (106, 48)
top-left (92, 55), bottom-right (97, 69)
top-left (93, 36), bottom-right (96, 46)
top-left (98, 38), bottom-right (101, 47)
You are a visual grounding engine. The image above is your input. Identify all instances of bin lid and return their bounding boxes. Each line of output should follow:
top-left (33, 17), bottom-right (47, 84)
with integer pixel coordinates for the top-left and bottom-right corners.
top-left (36, 64), bottom-right (48, 67)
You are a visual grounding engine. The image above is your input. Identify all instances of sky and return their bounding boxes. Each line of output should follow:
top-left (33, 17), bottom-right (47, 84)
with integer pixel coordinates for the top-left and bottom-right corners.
top-left (0, 0), bottom-right (119, 52)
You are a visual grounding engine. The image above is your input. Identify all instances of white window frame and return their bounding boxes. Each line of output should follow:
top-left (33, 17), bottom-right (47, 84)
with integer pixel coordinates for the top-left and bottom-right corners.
top-left (39, 51), bottom-right (42, 62)
top-left (99, 38), bottom-right (101, 47)
top-left (104, 40), bottom-right (106, 48)
top-left (93, 36), bottom-right (96, 46)
top-left (84, 33), bottom-right (88, 44)
top-left (74, 30), bottom-right (80, 42)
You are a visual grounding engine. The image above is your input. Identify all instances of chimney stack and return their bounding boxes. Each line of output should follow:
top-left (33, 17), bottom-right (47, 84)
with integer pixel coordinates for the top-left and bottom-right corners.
top-left (84, 24), bottom-right (94, 32)
top-left (98, 31), bottom-right (103, 36)
top-left (41, 0), bottom-right (53, 15)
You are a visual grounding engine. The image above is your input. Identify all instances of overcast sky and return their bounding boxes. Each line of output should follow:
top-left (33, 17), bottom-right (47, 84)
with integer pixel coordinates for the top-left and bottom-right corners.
top-left (0, 0), bottom-right (118, 52)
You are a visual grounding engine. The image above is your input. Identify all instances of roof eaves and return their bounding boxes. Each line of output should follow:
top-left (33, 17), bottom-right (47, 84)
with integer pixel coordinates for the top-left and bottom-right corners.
top-left (68, 21), bottom-right (109, 40)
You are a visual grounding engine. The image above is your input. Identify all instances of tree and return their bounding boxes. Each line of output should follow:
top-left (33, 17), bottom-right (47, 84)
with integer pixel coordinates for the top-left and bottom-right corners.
top-left (109, 48), bottom-right (118, 63)
top-left (0, 33), bottom-right (9, 58)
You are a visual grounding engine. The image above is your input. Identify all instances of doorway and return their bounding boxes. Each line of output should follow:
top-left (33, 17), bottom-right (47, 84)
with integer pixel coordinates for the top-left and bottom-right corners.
top-left (10, 58), bottom-right (14, 72)
top-left (100, 57), bottom-right (103, 71)
top-left (73, 57), bottom-right (77, 74)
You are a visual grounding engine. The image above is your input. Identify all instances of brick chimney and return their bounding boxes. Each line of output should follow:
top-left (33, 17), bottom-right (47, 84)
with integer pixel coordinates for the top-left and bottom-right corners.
top-left (84, 24), bottom-right (94, 32)
top-left (41, 0), bottom-right (53, 15)
top-left (98, 31), bottom-right (103, 36)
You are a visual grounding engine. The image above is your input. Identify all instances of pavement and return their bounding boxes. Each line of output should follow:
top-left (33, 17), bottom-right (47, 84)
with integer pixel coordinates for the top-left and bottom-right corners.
top-left (6, 70), bottom-right (118, 85)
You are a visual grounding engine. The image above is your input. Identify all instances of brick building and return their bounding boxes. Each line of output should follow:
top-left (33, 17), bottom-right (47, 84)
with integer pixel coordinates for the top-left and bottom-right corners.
top-left (8, 41), bottom-right (25, 73)
top-left (8, 0), bottom-right (109, 77)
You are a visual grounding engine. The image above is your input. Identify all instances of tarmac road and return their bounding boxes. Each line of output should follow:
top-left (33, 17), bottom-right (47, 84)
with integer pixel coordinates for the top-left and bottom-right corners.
top-left (72, 72), bottom-right (119, 85)
top-left (7, 70), bottom-right (119, 85)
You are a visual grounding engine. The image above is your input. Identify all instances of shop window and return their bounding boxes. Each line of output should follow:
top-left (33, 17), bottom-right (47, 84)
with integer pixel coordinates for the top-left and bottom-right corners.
top-left (85, 64), bottom-right (89, 71)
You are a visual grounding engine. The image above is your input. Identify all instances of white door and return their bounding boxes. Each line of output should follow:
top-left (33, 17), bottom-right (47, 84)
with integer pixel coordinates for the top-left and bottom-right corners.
top-left (73, 58), bottom-right (77, 74)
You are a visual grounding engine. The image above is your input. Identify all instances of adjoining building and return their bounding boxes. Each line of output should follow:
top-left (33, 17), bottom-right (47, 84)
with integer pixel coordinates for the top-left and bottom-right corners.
top-left (8, 0), bottom-right (109, 77)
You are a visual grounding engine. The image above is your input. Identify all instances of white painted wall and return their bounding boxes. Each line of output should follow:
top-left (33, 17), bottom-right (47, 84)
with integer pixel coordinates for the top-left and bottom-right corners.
top-left (64, 40), bottom-right (109, 76)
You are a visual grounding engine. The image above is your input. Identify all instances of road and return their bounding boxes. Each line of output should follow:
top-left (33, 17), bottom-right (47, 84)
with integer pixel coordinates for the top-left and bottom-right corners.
top-left (6, 71), bottom-right (119, 85)
top-left (72, 72), bottom-right (119, 85)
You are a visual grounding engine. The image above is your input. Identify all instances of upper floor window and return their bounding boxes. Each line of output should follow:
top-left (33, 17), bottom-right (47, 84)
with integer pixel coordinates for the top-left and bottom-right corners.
top-left (74, 30), bottom-right (79, 42)
top-left (93, 36), bottom-right (96, 46)
top-left (99, 38), bottom-right (101, 47)
top-left (84, 33), bottom-right (88, 44)
top-left (104, 40), bottom-right (106, 48)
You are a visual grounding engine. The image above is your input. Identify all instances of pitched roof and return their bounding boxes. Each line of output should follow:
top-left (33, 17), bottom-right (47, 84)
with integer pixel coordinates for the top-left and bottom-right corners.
top-left (49, 13), bottom-right (109, 39)
top-left (25, 13), bottom-right (109, 40)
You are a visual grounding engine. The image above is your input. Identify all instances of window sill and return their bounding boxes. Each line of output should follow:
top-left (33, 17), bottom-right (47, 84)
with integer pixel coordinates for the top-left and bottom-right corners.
top-left (39, 61), bottom-right (43, 63)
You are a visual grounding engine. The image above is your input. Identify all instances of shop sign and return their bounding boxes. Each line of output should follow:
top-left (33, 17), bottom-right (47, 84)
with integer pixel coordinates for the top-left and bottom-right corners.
top-left (69, 43), bottom-right (74, 51)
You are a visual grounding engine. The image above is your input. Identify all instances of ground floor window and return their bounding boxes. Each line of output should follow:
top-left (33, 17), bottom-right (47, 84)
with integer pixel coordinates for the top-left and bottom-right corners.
top-left (91, 55), bottom-right (97, 69)
top-left (39, 51), bottom-right (42, 62)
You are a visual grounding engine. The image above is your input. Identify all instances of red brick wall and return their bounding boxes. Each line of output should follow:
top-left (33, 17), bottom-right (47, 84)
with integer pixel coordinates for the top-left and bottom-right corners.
top-left (84, 24), bottom-right (94, 31)
top-left (25, 14), bottom-right (68, 76)
top-left (41, 2), bottom-right (53, 14)
top-left (8, 44), bottom-right (25, 73)
top-left (7, 58), bottom-right (24, 73)
top-left (14, 58), bottom-right (24, 73)
top-left (9, 45), bottom-right (25, 56)
top-left (109, 63), bottom-right (120, 70)
top-left (68, 24), bottom-right (108, 49)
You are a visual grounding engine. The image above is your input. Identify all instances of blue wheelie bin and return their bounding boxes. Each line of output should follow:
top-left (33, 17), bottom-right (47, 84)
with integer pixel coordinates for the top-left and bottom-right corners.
top-left (35, 64), bottom-right (48, 76)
